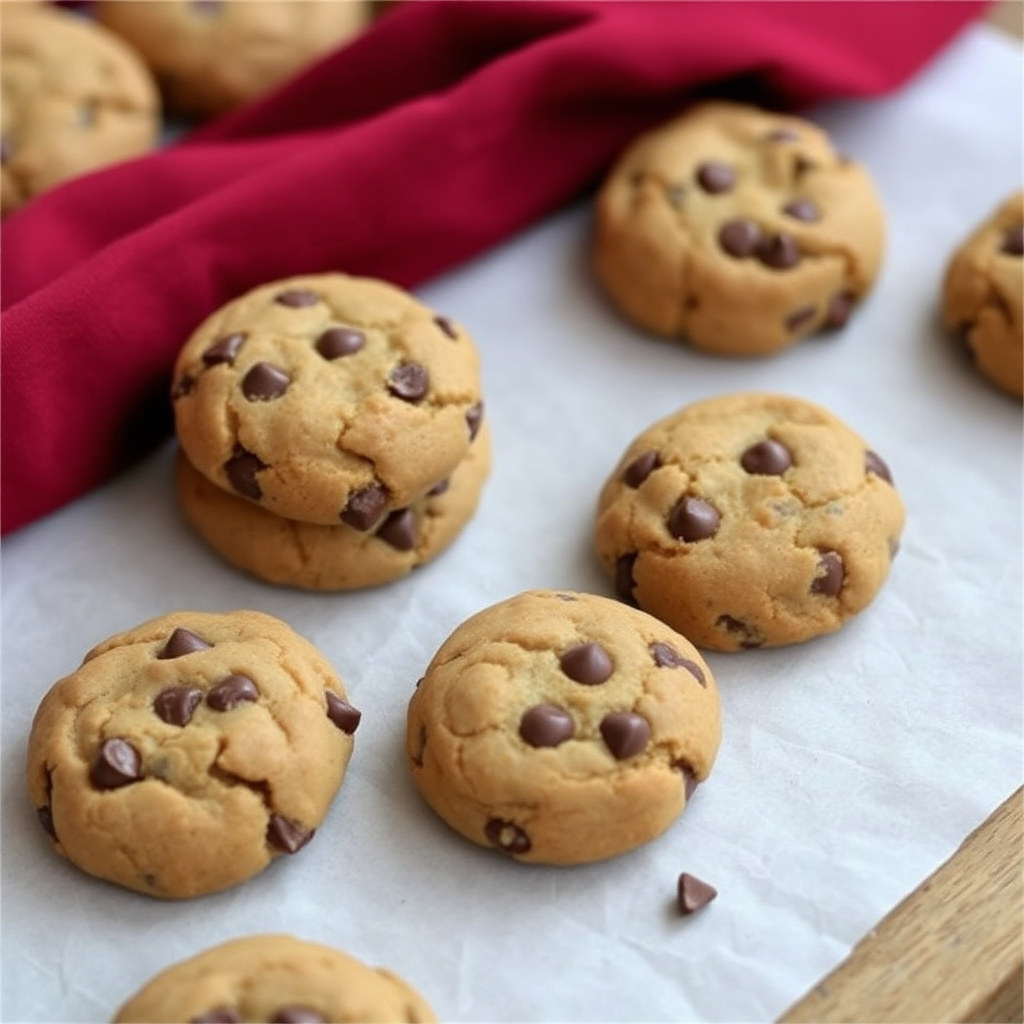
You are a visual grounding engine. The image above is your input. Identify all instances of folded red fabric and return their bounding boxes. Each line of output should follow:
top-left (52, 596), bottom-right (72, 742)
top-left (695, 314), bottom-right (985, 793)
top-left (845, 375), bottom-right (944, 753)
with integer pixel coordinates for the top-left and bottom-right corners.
top-left (0, 0), bottom-right (989, 534)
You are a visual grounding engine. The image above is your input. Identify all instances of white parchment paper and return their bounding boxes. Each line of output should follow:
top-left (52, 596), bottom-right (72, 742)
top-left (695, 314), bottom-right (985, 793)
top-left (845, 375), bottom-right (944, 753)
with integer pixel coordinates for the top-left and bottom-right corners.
top-left (2, 20), bottom-right (1021, 1024)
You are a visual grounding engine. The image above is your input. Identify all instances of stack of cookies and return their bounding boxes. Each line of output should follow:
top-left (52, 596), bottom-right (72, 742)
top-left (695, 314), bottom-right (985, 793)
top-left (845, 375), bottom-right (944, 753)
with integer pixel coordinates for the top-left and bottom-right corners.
top-left (171, 272), bottom-right (490, 590)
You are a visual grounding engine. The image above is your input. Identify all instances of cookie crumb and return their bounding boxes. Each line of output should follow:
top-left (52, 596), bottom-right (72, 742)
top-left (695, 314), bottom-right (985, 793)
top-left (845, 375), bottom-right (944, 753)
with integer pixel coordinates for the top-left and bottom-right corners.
top-left (677, 872), bottom-right (717, 915)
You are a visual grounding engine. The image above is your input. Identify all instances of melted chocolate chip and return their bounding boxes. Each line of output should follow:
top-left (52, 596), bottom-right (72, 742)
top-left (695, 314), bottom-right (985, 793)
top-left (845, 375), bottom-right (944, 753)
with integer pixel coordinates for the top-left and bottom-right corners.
top-left (741, 439), bottom-right (792, 475)
top-left (767, 127), bottom-right (799, 142)
top-left (341, 482), bottom-right (389, 530)
top-left (865, 450), bottom-right (893, 483)
top-left (316, 326), bottom-right (365, 359)
top-left (677, 872), bottom-right (718, 915)
top-left (785, 305), bottom-right (817, 332)
top-left (649, 641), bottom-right (705, 686)
top-left (91, 738), bottom-right (143, 790)
top-left (190, 1010), bottom-right (242, 1024)
top-left (189, 0), bottom-right (224, 14)
top-left (782, 198), bottom-right (819, 222)
top-left (520, 704), bottom-right (575, 748)
top-left (242, 362), bottom-right (291, 401)
top-left (466, 402), bottom-right (484, 440)
top-left (718, 218), bottom-right (763, 258)
top-left (202, 333), bottom-right (246, 366)
top-left (434, 315), bottom-right (458, 339)
top-left (153, 686), bottom-right (203, 726)
top-left (794, 155), bottom-right (817, 177)
top-left (600, 712), bottom-right (650, 760)
top-left (1001, 225), bottom-right (1024, 257)
top-left (172, 374), bottom-right (195, 399)
top-left (388, 362), bottom-right (429, 402)
top-left (757, 233), bottom-right (801, 269)
top-left (676, 762), bottom-right (700, 800)
top-left (267, 814), bottom-right (314, 853)
top-left (36, 805), bottom-right (57, 839)
top-left (159, 628), bottom-right (212, 659)
top-left (695, 161), bottom-right (735, 194)
top-left (325, 691), bottom-right (361, 734)
top-left (559, 642), bottom-right (613, 685)
top-left (207, 675), bottom-right (259, 711)
top-left (715, 615), bottom-right (763, 648)
top-left (224, 447), bottom-right (266, 500)
top-left (274, 289), bottom-right (319, 308)
top-left (271, 1008), bottom-right (326, 1024)
top-left (824, 292), bottom-right (855, 330)
top-left (427, 478), bottom-right (450, 497)
top-left (623, 450), bottom-right (660, 488)
top-left (811, 550), bottom-right (845, 596)
top-left (377, 508), bottom-right (417, 551)
top-left (668, 496), bottom-right (720, 541)
top-left (484, 818), bottom-right (531, 855)
top-left (615, 553), bottom-right (638, 604)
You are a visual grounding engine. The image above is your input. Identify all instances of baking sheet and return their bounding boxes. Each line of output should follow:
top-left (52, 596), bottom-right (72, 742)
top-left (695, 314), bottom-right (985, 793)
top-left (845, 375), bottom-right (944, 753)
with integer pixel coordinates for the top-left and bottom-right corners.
top-left (2, 19), bottom-right (1021, 1024)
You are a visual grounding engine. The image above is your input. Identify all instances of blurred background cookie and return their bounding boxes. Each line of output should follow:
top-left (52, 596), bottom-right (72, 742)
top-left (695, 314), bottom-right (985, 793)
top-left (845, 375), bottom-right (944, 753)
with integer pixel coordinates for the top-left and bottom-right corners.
top-left (592, 101), bottom-right (885, 357)
top-left (0, 2), bottom-right (159, 215)
top-left (94, 0), bottom-right (370, 119)
top-left (942, 190), bottom-right (1023, 400)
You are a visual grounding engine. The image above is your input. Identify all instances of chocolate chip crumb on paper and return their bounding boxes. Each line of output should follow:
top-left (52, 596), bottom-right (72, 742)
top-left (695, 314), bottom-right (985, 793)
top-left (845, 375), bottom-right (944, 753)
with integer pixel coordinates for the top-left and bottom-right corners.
top-left (677, 873), bottom-right (718, 915)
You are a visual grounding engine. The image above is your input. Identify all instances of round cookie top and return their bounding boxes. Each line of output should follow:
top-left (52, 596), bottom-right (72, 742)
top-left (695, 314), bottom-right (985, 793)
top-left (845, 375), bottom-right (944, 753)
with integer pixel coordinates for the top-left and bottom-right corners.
top-left (0, 3), bottom-right (159, 216)
top-left (595, 392), bottom-right (905, 651)
top-left (94, 0), bottom-right (369, 118)
top-left (407, 589), bottom-right (721, 865)
top-left (593, 101), bottom-right (886, 356)
top-left (172, 273), bottom-right (485, 527)
top-left (26, 610), bottom-right (360, 899)
top-left (942, 190), bottom-right (1023, 400)
top-left (113, 933), bottom-right (438, 1024)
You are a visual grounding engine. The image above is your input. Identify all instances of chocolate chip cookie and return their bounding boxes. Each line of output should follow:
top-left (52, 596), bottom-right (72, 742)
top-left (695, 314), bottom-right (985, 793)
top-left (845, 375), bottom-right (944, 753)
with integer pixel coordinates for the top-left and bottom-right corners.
top-left (27, 610), bottom-right (360, 899)
top-left (175, 420), bottom-right (491, 590)
top-left (942, 191), bottom-right (1023, 400)
top-left (172, 273), bottom-right (485, 528)
top-left (407, 589), bottom-right (721, 865)
top-left (94, 0), bottom-right (369, 118)
top-left (593, 101), bottom-right (886, 356)
top-left (595, 393), bottom-right (905, 650)
top-left (113, 934), bottom-right (437, 1023)
top-left (1, 3), bottom-right (160, 216)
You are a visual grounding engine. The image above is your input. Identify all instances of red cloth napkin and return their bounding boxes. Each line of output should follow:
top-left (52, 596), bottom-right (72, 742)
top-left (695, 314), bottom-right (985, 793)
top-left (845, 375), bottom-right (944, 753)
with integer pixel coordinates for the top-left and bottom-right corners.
top-left (1, 0), bottom-right (990, 535)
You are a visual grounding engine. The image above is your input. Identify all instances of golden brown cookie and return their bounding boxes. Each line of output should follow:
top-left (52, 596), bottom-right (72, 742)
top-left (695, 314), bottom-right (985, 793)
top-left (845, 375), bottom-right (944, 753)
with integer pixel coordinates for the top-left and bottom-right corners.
top-left (593, 101), bottom-right (886, 356)
top-left (171, 273), bottom-right (485, 528)
top-left (0, 3), bottom-right (160, 216)
top-left (175, 420), bottom-right (491, 590)
top-left (942, 191), bottom-right (1023, 400)
top-left (595, 393), bottom-right (905, 651)
top-left (113, 934), bottom-right (438, 1023)
top-left (27, 610), bottom-right (360, 899)
top-left (94, 0), bottom-right (369, 118)
top-left (407, 589), bottom-right (721, 865)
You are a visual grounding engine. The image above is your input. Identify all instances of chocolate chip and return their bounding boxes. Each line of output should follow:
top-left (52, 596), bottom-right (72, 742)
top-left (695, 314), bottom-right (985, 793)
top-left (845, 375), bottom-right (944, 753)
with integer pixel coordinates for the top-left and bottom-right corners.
top-left (267, 814), bottom-right (314, 853)
top-left (757, 232), bottom-right (801, 269)
top-left (695, 161), bottom-right (735, 194)
top-left (172, 374), bottom-right (195, 399)
top-left (190, 1010), bottom-right (242, 1024)
top-left (466, 402), bottom-right (484, 440)
top-left (623, 450), bottom-right (660, 488)
top-left (559, 642), bottom-right (613, 685)
top-left (677, 872), bottom-right (718, 915)
top-left (600, 711), bottom-right (650, 760)
top-left (315, 327), bottom-right (365, 359)
top-left (520, 704), bottom-right (575, 747)
top-left (202, 333), bottom-right (246, 366)
top-left (158, 627), bottom-right (212, 659)
top-left (377, 508), bottom-right (418, 551)
top-left (36, 805), bottom-right (57, 839)
top-left (741, 439), bottom-right (792, 475)
top-left (341, 482), bottom-right (388, 530)
top-left (274, 289), bottom-right (319, 308)
top-left (812, 550), bottom-right (844, 596)
top-left (207, 675), bottom-right (259, 711)
top-left (1001, 225), bottom-right (1024, 257)
top-left (794, 155), bottom-right (817, 177)
top-left (271, 1008), bottom-right (325, 1024)
top-left (91, 738), bottom-right (143, 790)
top-left (484, 818), bottom-right (531, 855)
top-left (388, 362), bottom-right (429, 402)
top-left (224, 447), bottom-right (266, 500)
top-left (153, 686), bottom-right (203, 726)
top-left (434, 315), bottom-right (458, 339)
top-left (676, 762), bottom-right (700, 800)
top-left (649, 641), bottom-right (706, 686)
top-left (668, 496), bottom-right (720, 541)
top-left (785, 305), bottom-right (817, 332)
top-left (0, 135), bottom-right (12, 164)
top-left (715, 615), bottom-right (763, 648)
top-left (427, 478), bottom-right (450, 497)
top-left (325, 691), bottom-right (361, 734)
top-left (824, 292), bottom-right (855, 330)
top-left (615, 553), bottom-right (638, 604)
top-left (865, 450), bottom-right (893, 483)
top-left (242, 362), bottom-right (291, 401)
top-left (189, 0), bottom-right (224, 14)
top-left (718, 218), bottom-right (763, 258)
top-left (782, 198), bottom-right (819, 222)
top-left (767, 127), bottom-right (799, 142)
